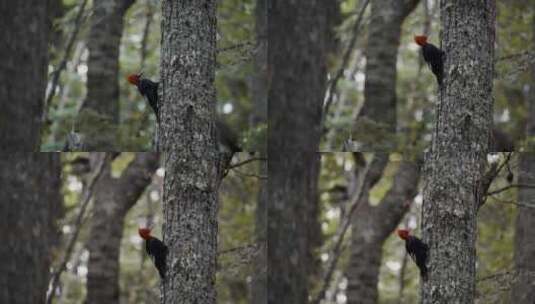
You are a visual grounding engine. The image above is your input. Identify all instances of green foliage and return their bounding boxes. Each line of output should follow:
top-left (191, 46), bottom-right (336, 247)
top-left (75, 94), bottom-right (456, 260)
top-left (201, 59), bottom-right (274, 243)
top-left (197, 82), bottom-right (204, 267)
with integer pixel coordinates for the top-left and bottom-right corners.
top-left (43, 0), bottom-right (263, 151)
top-left (53, 152), bottom-right (261, 303)
top-left (242, 122), bottom-right (266, 152)
top-left (316, 152), bottom-right (521, 303)
top-left (324, 0), bottom-right (535, 152)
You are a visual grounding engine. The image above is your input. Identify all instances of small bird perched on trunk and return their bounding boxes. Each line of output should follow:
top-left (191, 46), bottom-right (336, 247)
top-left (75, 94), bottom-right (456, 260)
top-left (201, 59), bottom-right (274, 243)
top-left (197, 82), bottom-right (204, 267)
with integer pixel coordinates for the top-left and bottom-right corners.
top-left (397, 229), bottom-right (429, 281)
top-left (127, 73), bottom-right (159, 122)
top-left (127, 73), bottom-right (243, 153)
top-left (138, 227), bottom-right (168, 279)
top-left (414, 35), bottom-right (445, 85)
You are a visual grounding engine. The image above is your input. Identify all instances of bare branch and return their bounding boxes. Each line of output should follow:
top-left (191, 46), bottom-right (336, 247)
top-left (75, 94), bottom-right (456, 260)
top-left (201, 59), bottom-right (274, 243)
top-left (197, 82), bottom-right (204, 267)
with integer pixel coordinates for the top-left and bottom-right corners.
top-left (139, 0), bottom-right (154, 70)
top-left (217, 41), bottom-right (255, 54)
top-left (321, 0), bottom-right (370, 129)
top-left (231, 169), bottom-right (267, 180)
top-left (495, 51), bottom-right (534, 62)
top-left (219, 242), bottom-right (259, 255)
top-left (477, 269), bottom-right (515, 282)
top-left (228, 157), bottom-right (267, 170)
top-left (487, 183), bottom-right (535, 196)
top-left (397, 251), bottom-right (409, 304)
top-left (46, 153), bottom-right (108, 304)
top-left (43, 0), bottom-right (89, 123)
top-left (488, 197), bottom-right (535, 209)
top-left (478, 152), bottom-right (513, 209)
top-left (311, 153), bottom-right (385, 304)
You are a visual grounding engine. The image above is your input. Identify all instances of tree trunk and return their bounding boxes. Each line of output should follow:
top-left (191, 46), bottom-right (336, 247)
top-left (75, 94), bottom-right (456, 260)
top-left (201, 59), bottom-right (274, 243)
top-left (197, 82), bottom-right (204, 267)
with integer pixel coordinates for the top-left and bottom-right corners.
top-left (250, 0), bottom-right (267, 129)
top-left (268, 0), bottom-right (327, 302)
top-left (251, 161), bottom-right (267, 303)
top-left (268, 0), bottom-right (327, 152)
top-left (0, 153), bottom-right (62, 303)
top-left (510, 14), bottom-right (535, 303)
top-left (511, 153), bottom-right (535, 303)
top-left (268, 152), bottom-right (321, 303)
top-left (77, 0), bottom-right (134, 150)
top-left (86, 153), bottom-right (159, 304)
top-left (250, 0), bottom-right (267, 302)
top-left (347, 156), bottom-right (420, 304)
top-left (422, 1), bottom-right (495, 302)
top-left (160, 1), bottom-right (220, 303)
top-left (345, 0), bottom-right (419, 299)
top-left (353, 0), bottom-right (419, 151)
top-left (0, 1), bottom-right (49, 151)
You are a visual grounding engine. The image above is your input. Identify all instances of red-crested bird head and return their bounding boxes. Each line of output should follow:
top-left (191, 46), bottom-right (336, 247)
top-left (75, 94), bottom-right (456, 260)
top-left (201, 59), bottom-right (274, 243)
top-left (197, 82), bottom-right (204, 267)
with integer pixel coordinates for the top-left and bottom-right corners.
top-left (138, 227), bottom-right (152, 240)
top-left (414, 35), bottom-right (428, 46)
top-left (397, 229), bottom-right (410, 240)
top-left (127, 73), bottom-right (141, 86)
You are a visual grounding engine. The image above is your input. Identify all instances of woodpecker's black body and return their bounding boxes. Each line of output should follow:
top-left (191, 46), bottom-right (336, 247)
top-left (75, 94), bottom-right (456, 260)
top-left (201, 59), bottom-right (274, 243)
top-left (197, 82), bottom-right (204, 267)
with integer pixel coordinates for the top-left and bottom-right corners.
top-left (216, 119), bottom-right (242, 153)
top-left (129, 75), bottom-right (243, 153)
top-left (405, 235), bottom-right (429, 281)
top-left (136, 78), bottom-right (159, 122)
top-left (145, 236), bottom-right (168, 279)
top-left (421, 43), bottom-right (445, 85)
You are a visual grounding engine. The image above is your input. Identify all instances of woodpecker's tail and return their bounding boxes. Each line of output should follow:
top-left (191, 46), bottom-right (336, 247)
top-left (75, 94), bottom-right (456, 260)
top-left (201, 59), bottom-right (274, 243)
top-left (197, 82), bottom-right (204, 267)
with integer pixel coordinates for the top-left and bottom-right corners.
top-left (420, 265), bottom-right (428, 282)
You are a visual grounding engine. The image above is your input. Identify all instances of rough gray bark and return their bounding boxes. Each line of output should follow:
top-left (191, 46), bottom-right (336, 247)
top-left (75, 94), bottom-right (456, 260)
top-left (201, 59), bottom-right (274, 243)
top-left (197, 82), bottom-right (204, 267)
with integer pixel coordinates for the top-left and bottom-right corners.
top-left (0, 1), bottom-right (48, 151)
top-left (250, 0), bottom-right (267, 129)
top-left (353, 0), bottom-right (419, 151)
top-left (268, 152), bottom-right (321, 303)
top-left (251, 161), bottom-right (267, 303)
top-left (0, 153), bottom-right (62, 303)
top-left (511, 153), bottom-right (535, 303)
top-left (86, 153), bottom-right (159, 304)
top-left (251, 0), bottom-right (267, 302)
top-left (160, 1), bottom-right (220, 303)
top-left (347, 156), bottom-right (420, 304)
top-left (268, 0), bottom-right (327, 152)
top-left (510, 15), bottom-right (535, 303)
top-left (324, 0), bottom-right (342, 55)
top-left (77, 0), bottom-right (134, 150)
top-left (422, 1), bottom-right (495, 302)
top-left (268, 1), bottom-right (328, 301)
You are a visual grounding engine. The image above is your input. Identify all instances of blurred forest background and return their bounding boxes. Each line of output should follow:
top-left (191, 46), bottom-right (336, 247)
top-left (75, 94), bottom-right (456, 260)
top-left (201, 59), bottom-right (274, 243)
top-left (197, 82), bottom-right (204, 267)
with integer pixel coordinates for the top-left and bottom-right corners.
top-left (267, 0), bottom-right (534, 302)
top-left (3, 0), bottom-right (535, 303)
top-left (0, 151), bottom-right (524, 304)
top-left (321, 0), bottom-right (534, 151)
top-left (41, 152), bottom-right (262, 303)
top-left (14, 0), bottom-right (535, 152)
top-left (314, 152), bottom-right (517, 303)
top-left (42, 0), bottom-right (264, 151)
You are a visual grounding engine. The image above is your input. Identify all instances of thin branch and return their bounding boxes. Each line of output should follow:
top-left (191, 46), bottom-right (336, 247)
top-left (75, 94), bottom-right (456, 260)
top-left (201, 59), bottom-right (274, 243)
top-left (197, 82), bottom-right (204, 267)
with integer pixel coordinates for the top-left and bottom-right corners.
top-left (228, 157), bottom-right (267, 170)
top-left (495, 51), bottom-right (533, 62)
top-left (310, 153), bottom-right (380, 304)
top-left (321, 0), bottom-right (370, 129)
top-left (43, 0), bottom-right (89, 123)
top-left (218, 242), bottom-right (259, 255)
top-left (46, 153), bottom-right (108, 304)
top-left (479, 152), bottom-right (513, 209)
top-left (397, 251), bottom-right (409, 304)
top-left (217, 41), bottom-right (255, 54)
top-left (488, 197), bottom-right (535, 209)
top-left (139, 0), bottom-right (153, 70)
top-left (477, 268), bottom-right (515, 282)
top-left (231, 168), bottom-right (267, 180)
top-left (487, 183), bottom-right (535, 196)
